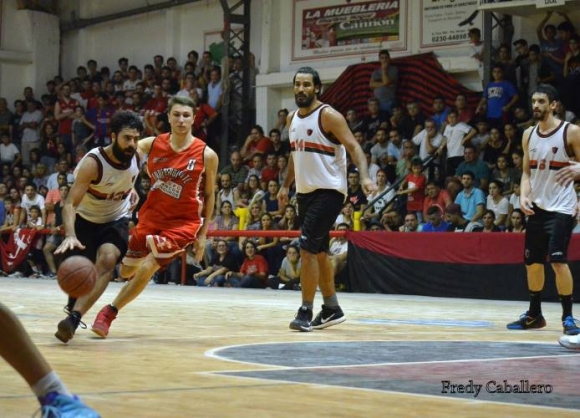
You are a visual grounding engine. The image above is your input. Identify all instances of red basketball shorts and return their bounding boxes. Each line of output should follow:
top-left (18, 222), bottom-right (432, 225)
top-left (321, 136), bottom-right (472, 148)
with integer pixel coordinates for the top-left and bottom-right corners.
top-left (122, 221), bottom-right (202, 268)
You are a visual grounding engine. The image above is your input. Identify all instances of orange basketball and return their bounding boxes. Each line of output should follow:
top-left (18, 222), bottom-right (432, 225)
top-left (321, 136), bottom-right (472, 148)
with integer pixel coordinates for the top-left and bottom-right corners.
top-left (57, 256), bottom-right (97, 298)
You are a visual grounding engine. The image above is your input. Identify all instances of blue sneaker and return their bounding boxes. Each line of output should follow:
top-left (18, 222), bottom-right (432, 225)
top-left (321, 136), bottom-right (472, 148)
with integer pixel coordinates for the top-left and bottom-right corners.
top-left (39, 392), bottom-right (100, 418)
top-left (563, 316), bottom-right (580, 335)
top-left (506, 311), bottom-right (546, 330)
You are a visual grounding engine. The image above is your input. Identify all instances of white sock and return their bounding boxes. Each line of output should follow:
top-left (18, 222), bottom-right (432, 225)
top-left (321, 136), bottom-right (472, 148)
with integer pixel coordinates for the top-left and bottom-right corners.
top-left (31, 371), bottom-right (72, 399)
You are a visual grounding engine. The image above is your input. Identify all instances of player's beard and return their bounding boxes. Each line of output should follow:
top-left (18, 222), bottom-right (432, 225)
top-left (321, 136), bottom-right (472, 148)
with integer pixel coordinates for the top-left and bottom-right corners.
top-left (112, 140), bottom-right (136, 164)
top-left (295, 92), bottom-right (315, 108)
top-left (532, 108), bottom-right (547, 121)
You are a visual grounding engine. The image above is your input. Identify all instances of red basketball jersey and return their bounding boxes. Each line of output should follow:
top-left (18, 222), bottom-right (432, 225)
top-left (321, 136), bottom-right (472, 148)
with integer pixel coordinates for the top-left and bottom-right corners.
top-left (139, 133), bottom-right (207, 229)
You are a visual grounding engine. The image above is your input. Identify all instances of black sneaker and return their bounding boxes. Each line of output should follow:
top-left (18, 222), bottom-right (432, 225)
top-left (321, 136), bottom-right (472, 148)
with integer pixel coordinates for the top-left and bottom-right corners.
top-left (55, 310), bottom-right (86, 343)
top-left (289, 306), bottom-right (313, 332)
top-left (506, 311), bottom-right (546, 330)
top-left (311, 305), bottom-right (346, 330)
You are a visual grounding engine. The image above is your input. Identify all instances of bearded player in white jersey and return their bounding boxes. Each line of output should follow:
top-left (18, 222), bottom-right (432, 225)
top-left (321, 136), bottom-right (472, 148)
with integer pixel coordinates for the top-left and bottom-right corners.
top-left (53, 111), bottom-right (143, 344)
top-left (505, 85), bottom-right (580, 346)
top-left (278, 67), bottom-right (376, 332)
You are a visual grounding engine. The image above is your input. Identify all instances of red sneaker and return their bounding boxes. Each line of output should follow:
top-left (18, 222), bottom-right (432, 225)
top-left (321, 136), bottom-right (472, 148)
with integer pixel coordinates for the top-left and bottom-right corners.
top-left (91, 305), bottom-right (117, 338)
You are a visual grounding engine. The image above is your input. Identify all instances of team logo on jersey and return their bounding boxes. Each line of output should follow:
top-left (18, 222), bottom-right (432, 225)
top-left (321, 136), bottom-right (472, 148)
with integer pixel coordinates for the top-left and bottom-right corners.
top-left (552, 147), bottom-right (558, 154)
top-left (187, 159), bottom-right (196, 171)
top-left (153, 157), bottom-right (168, 163)
top-left (539, 159), bottom-right (546, 170)
top-left (307, 129), bottom-right (313, 136)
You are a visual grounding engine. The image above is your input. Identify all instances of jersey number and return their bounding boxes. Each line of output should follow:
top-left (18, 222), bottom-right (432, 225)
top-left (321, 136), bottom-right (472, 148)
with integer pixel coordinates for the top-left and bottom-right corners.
top-left (295, 139), bottom-right (305, 152)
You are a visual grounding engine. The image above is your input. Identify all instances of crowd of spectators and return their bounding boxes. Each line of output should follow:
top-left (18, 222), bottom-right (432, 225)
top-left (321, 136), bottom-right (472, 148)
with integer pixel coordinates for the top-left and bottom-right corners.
top-left (1, 10), bottom-right (579, 287)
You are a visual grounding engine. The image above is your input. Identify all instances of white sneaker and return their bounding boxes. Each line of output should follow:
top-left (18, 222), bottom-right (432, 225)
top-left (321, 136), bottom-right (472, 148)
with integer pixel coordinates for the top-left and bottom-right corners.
top-left (559, 334), bottom-right (580, 349)
top-left (7, 271), bottom-right (23, 278)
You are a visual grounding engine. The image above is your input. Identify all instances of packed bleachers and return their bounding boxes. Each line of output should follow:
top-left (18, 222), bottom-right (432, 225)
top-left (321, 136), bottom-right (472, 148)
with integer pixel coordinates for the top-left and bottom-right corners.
top-left (0, 10), bottom-right (579, 287)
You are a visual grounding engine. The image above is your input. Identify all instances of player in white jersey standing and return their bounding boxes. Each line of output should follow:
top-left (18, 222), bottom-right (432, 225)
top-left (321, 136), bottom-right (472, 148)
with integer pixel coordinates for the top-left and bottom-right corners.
top-left (506, 84), bottom-right (580, 338)
top-left (53, 111), bottom-right (143, 343)
top-left (278, 67), bottom-right (376, 332)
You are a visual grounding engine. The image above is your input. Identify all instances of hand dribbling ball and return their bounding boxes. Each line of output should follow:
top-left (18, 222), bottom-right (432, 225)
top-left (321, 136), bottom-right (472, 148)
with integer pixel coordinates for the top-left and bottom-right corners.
top-left (57, 256), bottom-right (97, 298)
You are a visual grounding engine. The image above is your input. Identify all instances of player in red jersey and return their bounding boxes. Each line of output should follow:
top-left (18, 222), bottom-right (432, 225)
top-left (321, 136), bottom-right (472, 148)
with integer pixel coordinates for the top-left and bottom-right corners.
top-left (90, 95), bottom-right (218, 338)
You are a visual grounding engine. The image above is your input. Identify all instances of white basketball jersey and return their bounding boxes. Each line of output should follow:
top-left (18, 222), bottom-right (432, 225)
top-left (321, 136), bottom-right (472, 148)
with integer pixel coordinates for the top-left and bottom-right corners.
top-left (289, 104), bottom-right (347, 196)
top-left (75, 147), bottom-right (140, 223)
top-left (528, 121), bottom-right (577, 214)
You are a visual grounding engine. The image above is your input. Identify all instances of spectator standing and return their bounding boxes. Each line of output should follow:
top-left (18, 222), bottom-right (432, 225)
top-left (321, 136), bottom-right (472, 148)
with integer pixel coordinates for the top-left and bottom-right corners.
top-left (430, 97), bottom-right (450, 132)
top-left (455, 94), bottom-right (475, 125)
top-left (85, 93), bottom-right (113, 148)
top-left (397, 157), bottom-right (427, 222)
top-left (513, 39), bottom-right (531, 107)
top-left (536, 11), bottom-right (564, 82)
top-left (412, 118), bottom-right (444, 180)
top-left (19, 100), bottom-right (43, 166)
top-left (0, 98), bottom-right (13, 134)
top-left (527, 44), bottom-right (556, 103)
top-left (0, 133), bottom-right (21, 169)
top-left (476, 64), bottom-right (519, 128)
top-left (562, 34), bottom-right (580, 116)
top-left (442, 108), bottom-right (476, 177)
top-left (54, 84), bottom-right (79, 150)
top-left (369, 49), bottom-right (398, 113)
top-left (468, 28), bottom-right (484, 88)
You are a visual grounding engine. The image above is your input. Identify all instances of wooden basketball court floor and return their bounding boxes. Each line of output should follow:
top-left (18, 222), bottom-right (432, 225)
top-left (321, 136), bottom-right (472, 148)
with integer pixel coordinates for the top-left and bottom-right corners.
top-left (1, 277), bottom-right (580, 418)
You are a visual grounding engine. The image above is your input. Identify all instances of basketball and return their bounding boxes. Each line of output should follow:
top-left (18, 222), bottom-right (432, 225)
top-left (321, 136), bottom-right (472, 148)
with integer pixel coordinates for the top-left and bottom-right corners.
top-left (57, 256), bottom-right (97, 298)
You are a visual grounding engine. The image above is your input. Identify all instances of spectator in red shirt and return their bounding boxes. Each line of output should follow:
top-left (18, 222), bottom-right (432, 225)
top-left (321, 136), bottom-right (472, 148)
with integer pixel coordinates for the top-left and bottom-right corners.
top-left (240, 125), bottom-right (273, 166)
top-left (422, 180), bottom-right (452, 220)
top-left (189, 89), bottom-right (217, 142)
top-left (260, 153), bottom-right (279, 190)
top-left (225, 240), bottom-right (269, 288)
top-left (397, 157), bottom-right (427, 222)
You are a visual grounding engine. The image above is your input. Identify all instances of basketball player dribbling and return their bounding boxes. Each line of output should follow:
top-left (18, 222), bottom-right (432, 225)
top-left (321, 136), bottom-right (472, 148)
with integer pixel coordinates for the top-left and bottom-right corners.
top-left (54, 111), bottom-right (143, 344)
top-left (90, 95), bottom-right (218, 338)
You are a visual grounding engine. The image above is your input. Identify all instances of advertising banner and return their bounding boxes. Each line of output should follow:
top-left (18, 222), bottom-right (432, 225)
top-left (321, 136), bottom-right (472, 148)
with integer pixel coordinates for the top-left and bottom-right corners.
top-left (420, 0), bottom-right (483, 48)
top-left (293, 0), bottom-right (406, 61)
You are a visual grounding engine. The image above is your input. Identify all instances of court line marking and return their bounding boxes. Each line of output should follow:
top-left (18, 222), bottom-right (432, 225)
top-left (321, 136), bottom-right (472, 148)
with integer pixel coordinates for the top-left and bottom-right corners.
top-left (205, 339), bottom-right (580, 368)
top-left (0, 382), bottom-right (294, 400)
top-left (2, 369), bottom-right (576, 413)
